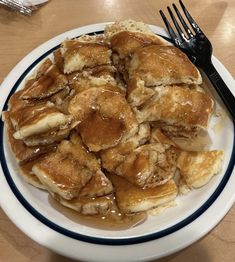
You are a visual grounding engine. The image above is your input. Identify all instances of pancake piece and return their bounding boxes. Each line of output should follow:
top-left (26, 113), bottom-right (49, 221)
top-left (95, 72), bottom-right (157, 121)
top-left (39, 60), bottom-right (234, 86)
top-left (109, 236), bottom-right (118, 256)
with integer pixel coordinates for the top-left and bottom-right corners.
top-left (116, 143), bottom-right (178, 188)
top-left (109, 174), bottom-right (178, 213)
top-left (78, 111), bottom-right (126, 151)
top-left (2, 111), bottom-right (56, 163)
top-left (68, 88), bottom-right (138, 151)
top-left (19, 158), bottom-right (47, 189)
top-left (23, 126), bottom-right (71, 146)
top-left (11, 103), bottom-right (72, 140)
top-left (68, 74), bottom-right (125, 96)
top-left (150, 128), bottom-right (178, 147)
top-left (31, 132), bottom-right (113, 199)
top-left (61, 40), bottom-right (112, 74)
top-left (110, 31), bottom-right (169, 58)
top-left (58, 132), bottom-right (100, 172)
top-left (26, 58), bottom-right (53, 81)
top-left (105, 19), bottom-right (169, 44)
top-left (127, 77), bottom-right (155, 107)
top-left (79, 170), bottom-right (113, 198)
top-left (32, 151), bottom-right (93, 200)
top-left (8, 89), bottom-right (30, 114)
top-left (20, 65), bottom-right (68, 100)
top-left (68, 64), bottom-right (117, 80)
top-left (54, 194), bottom-right (114, 215)
top-left (53, 49), bottom-right (64, 72)
top-left (177, 150), bottom-right (224, 188)
top-left (105, 20), bottom-right (170, 84)
top-left (19, 58), bottom-right (53, 94)
top-left (135, 85), bottom-right (214, 138)
top-left (129, 45), bottom-right (202, 86)
top-left (101, 123), bottom-right (150, 172)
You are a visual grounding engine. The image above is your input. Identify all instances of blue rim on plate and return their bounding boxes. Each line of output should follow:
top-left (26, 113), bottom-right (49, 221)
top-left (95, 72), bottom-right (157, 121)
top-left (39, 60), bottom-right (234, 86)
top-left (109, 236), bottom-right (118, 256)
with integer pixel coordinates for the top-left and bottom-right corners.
top-left (0, 31), bottom-right (234, 246)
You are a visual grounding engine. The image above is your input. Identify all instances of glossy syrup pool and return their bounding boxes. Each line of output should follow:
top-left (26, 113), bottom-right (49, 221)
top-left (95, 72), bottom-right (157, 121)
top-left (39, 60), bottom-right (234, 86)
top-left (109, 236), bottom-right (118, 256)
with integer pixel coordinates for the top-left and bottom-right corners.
top-left (48, 195), bottom-right (147, 230)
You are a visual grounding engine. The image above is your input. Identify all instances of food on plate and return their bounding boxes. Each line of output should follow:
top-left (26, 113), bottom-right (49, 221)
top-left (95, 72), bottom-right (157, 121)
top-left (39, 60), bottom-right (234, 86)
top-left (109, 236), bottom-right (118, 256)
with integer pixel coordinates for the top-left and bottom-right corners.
top-left (108, 174), bottom-right (178, 213)
top-left (177, 150), bottom-right (224, 188)
top-left (134, 85), bottom-right (214, 138)
top-left (2, 19), bottom-right (224, 229)
top-left (61, 39), bottom-right (112, 74)
top-left (128, 45), bottom-right (202, 86)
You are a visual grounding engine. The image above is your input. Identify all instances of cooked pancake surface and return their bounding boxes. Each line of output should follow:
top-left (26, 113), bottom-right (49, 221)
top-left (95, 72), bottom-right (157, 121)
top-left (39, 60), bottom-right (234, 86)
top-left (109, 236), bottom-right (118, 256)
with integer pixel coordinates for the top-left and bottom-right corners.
top-left (116, 143), bottom-right (178, 188)
top-left (3, 111), bottom-right (56, 163)
top-left (135, 85), bottom-right (214, 138)
top-left (61, 40), bottom-right (112, 74)
top-left (129, 45), bottom-right (202, 86)
top-left (68, 88), bottom-right (138, 151)
top-left (20, 65), bottom-right (68, 100)
top-left (177, 150), bottom-right (224, 188)
top-left (108, 174), bottom-right (178, 213)
top-left (111, 31), bottom-right (169, 58)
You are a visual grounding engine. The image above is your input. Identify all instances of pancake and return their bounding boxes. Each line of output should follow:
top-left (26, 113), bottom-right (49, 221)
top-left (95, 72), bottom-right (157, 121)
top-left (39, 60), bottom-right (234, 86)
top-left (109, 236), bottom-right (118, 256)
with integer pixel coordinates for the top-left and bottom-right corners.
top-left (150, 128), bottom-right (178, 147)
top-left (105, 19), bottom-right (169, 44)
top-left (108, 174), bottom-right (178, 213)
top-left (20, 65), bottom-right (68, 100)
top-left (127, 77), bottom-right (155, 107)
top-left (177, 150), bottom-right (224, 188)
top-left (11, 102), bottom-right (72, 140)
top-left (135, 85), bottom-right (214, 138)
top-left (68, 88), bottom-right (138, 151)
top-left (23, 126), bottom-right (71, 146)
top-left (53, 194), bottom-right (114, 215)
top-left (2, 111), bottom-right (56, 164)
top-left (61, 40), bottom-right (112, 74)
top-left (110, 31), bottom-right (169, 58)
top-left (27, 58), bottom-right (53, 81)
top-left (116, 143), bottom-right (178, 188)
top-left (58, 132), bottom-right (100, 172)
top-left (129, 45), bottom-right (202, 86)
top-left (32, 151), bottom-right (93, 200)
top-left (19, 158), bottom-right (47, 189)
top-left (101, 123), bottom-right (150, 172)
top-left (50, 86), bottom-right (73, 114)
top-left (68, 74), bottom-right (125, 96)
top-left (79, 170), bottom-right (113, 198)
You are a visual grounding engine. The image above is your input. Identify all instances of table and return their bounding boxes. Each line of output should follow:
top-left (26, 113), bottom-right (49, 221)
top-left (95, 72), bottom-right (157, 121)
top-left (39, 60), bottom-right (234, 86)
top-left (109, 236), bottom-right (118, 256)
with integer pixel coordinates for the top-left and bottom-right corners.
top-left (0, 0), bottom-right (234, 261)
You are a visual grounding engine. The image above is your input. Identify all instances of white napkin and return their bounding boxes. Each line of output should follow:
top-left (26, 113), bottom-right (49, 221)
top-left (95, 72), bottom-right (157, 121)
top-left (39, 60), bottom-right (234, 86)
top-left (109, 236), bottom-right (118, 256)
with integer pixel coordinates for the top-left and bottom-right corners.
top-left (19, 0), bottom-right (48, 6)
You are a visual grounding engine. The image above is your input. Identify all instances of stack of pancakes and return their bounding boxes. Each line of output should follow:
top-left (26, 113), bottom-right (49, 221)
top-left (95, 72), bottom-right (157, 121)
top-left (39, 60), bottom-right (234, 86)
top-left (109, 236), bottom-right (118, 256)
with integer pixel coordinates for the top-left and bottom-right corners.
top-left (2, 20), bottom-right (224, 219)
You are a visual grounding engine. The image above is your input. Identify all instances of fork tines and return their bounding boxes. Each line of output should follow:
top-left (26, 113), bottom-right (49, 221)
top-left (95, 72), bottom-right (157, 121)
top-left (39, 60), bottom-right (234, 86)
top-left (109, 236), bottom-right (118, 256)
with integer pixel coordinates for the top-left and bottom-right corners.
top-left (0, 0), bottom-right (33, 15)
top-left (159, 0), bottom-right (203, 46)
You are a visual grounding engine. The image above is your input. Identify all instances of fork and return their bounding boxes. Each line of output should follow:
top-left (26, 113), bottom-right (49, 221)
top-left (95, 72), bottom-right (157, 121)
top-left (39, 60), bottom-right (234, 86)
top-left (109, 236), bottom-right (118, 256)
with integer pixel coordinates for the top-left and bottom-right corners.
top-left (160, 0), bottom-right (235, 121)
top-left (0, 0), bottom-right (33, 15)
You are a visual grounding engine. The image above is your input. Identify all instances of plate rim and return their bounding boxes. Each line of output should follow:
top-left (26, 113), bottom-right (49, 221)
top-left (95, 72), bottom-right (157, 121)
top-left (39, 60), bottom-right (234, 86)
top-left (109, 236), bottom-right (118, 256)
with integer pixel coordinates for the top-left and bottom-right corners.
top-left (0, 22), bottom-right (234, 261)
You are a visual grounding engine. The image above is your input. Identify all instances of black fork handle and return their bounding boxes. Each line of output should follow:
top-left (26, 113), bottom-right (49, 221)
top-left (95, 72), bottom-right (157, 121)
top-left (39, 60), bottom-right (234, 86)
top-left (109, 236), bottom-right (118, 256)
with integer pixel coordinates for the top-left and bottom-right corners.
top-left (203, 63), bottom-right (235, 121)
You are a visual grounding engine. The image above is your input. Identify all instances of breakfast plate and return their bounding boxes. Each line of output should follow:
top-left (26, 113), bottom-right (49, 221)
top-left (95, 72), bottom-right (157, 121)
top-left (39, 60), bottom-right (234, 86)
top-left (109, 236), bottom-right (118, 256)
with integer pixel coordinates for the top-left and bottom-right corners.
top-left (0, 22), bottom-right (234, 262)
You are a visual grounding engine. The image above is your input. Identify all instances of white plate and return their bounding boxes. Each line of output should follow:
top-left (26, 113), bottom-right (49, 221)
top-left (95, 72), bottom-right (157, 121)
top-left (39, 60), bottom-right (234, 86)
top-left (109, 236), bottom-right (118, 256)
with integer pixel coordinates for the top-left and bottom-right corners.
top-left (0, 23), bottom-right (234, 262)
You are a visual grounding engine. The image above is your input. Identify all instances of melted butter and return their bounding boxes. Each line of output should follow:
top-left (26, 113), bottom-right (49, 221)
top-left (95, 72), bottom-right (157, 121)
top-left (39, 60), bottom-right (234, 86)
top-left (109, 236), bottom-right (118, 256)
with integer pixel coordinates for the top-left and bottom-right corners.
top-left (79, 111), bottom-right (125, 150)
top-left (49, 195), bottom-right (146, 230)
